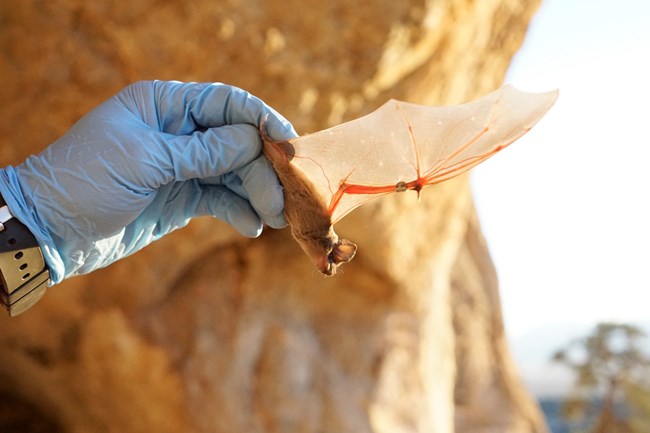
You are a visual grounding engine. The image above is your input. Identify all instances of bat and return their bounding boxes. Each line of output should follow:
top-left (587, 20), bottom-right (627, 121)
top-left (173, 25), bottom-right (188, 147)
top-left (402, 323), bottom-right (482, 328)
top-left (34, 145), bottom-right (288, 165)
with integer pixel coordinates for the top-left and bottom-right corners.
top-left (261, 85), bottom-right (558, 275)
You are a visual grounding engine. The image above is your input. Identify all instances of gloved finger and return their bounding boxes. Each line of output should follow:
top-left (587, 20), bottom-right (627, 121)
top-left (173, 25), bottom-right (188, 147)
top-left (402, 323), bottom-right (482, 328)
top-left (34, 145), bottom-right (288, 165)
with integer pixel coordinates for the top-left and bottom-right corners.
top-left (199, 172), bottom-right (287, 229)
top-left (151, 81), bottom-right (298, 140)
top-left (158, 179), bottom-right (264, 237)
top-left (233, 155), bottom-right (287, 229)
top-left (259, 211), bottom-right (287, 230)
top-left (152, 180), bottom-right (273, 237)
top-left (193, 185), bottom-right (264, 238)
top-left (160, 123), bottom-right (263, 184)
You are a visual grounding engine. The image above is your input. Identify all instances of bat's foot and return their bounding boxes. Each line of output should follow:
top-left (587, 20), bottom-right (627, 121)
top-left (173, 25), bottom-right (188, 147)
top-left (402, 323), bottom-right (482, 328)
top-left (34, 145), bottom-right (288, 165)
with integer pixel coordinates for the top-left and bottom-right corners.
top-left (259, 114), bottom-right (271, 142)
top-left (260, 116), bottom-right (296, 162)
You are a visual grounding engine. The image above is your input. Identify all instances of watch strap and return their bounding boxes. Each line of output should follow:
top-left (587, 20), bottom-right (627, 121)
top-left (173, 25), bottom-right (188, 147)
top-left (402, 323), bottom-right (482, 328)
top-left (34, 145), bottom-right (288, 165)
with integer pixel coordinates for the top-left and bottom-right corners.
top-left (0, 195), bottom-right (50, 316)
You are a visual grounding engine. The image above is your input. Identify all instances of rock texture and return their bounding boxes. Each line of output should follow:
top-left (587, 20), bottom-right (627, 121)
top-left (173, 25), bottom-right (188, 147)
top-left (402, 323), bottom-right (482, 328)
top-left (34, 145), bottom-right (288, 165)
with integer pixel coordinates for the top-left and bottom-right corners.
top-left (0, 1), bottom-right (548, 432)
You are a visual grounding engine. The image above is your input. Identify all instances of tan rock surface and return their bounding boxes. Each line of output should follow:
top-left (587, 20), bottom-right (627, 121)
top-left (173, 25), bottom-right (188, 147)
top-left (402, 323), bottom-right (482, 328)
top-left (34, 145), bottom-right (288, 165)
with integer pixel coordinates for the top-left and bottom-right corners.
top-left (0, 1), bottom-right (548, 432)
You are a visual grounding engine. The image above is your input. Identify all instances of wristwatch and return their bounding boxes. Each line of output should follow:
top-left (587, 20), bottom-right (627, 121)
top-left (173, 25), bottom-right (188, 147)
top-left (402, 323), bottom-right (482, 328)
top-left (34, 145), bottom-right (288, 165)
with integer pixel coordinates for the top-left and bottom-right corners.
top-left (0, 195), bottom-right (50, 316)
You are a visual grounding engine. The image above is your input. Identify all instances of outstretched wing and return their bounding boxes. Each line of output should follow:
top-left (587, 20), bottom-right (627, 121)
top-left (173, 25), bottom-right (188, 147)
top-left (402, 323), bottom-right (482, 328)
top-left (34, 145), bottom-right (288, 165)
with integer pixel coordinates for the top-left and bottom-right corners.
top-left (285, 85), bottom-right (558, 223)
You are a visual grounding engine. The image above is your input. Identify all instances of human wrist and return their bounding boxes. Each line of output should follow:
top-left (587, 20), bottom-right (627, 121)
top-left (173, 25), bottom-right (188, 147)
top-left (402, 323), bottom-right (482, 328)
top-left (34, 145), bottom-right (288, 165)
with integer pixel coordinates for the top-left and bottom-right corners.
top-left (0, 166), bottom-right (64, 285)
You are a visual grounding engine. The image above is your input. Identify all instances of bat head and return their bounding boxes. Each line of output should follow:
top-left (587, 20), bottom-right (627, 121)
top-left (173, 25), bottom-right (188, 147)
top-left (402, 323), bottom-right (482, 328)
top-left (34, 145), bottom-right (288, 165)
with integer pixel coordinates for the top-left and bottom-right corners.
top-left (317, 238), bottom-right (357, 276)
top-left (292, 225), bottom-right (357, 276)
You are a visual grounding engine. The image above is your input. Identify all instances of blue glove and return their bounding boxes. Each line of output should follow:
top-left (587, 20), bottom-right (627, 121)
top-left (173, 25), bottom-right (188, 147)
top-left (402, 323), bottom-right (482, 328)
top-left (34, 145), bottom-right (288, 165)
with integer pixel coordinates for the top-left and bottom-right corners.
top-left (0, 80), bottom-right (297, 284)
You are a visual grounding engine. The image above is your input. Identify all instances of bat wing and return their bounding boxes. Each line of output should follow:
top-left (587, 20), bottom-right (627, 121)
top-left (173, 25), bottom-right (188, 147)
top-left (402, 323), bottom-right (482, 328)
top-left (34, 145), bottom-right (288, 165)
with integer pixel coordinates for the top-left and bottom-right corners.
top-left (285, 85), bottom-right (558, 223)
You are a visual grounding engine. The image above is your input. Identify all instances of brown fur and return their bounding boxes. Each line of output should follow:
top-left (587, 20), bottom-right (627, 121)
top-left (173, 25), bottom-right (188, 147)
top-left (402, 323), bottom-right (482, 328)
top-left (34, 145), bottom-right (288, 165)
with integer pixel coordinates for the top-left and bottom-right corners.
top-left (260, 126), bottom-right (356, 275)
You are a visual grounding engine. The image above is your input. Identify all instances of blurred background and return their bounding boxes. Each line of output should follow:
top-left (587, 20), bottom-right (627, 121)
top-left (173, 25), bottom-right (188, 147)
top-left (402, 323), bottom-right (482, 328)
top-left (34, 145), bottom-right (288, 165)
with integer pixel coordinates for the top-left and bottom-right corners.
top-left (473, 0), bottom-right (650, 429)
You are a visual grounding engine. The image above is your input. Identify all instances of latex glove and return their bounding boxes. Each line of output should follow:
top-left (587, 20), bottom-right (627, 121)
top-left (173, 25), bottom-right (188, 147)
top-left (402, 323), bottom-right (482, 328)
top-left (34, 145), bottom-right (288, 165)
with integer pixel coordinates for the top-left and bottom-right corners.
top-left (0, 80), bottom-right (297, 283)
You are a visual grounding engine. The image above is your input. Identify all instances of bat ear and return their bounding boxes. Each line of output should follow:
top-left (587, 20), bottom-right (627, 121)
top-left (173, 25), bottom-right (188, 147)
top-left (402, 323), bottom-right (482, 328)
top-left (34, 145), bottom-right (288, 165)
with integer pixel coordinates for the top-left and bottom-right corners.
top-left (321, 239), bottom-right (357, 276)
top-left (331, 239), bottom-right (357, 265)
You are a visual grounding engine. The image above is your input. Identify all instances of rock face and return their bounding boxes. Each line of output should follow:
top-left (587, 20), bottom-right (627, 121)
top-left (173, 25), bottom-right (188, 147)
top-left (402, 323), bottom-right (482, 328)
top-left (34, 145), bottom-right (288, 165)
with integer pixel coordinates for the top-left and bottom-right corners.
top-left (0, 1), bottom-right (548, 432)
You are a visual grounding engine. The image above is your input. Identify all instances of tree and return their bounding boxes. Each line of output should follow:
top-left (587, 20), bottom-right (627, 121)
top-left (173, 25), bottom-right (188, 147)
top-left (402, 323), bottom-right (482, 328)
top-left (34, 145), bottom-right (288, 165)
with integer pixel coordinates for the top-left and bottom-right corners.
top-left (552, 322), bottom-right (650, 433)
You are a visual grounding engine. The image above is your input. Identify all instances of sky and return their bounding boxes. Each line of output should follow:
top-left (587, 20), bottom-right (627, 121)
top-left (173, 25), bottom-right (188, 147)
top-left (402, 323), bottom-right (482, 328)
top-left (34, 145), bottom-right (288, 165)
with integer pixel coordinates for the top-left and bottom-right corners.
top-left (471, 0), bottom-right (650, 342)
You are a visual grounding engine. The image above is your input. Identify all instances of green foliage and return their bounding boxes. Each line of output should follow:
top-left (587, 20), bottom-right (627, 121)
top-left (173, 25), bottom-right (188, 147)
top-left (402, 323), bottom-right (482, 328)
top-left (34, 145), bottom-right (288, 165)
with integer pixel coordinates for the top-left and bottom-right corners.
top-left (551, 322), bottom-right (650, 433)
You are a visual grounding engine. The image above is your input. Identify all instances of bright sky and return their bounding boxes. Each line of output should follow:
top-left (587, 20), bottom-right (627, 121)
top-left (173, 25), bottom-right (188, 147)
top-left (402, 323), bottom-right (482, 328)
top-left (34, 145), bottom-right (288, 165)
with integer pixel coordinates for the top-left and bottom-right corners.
top-left (471, 0), bottom-right (650, 338)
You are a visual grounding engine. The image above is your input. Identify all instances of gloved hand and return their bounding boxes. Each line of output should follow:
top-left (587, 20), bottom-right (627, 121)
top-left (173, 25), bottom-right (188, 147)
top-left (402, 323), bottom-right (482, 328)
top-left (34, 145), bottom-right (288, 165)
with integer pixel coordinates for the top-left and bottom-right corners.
top-left (0, 80), bottom-right (297, 284)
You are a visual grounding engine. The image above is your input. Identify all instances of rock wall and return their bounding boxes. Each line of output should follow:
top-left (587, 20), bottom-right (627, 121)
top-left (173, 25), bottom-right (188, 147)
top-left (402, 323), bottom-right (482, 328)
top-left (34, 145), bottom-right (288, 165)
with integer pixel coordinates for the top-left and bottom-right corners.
top-left (0, 1), bottom-right (548, 432)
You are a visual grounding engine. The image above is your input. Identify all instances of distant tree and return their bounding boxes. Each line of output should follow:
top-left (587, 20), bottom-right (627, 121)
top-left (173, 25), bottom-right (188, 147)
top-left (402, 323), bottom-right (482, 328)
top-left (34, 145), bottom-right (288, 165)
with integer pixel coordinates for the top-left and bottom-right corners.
top-left (552, 322), bottom-right (650, 433)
